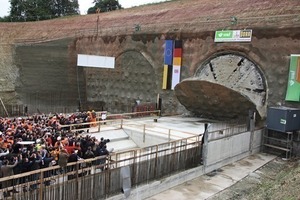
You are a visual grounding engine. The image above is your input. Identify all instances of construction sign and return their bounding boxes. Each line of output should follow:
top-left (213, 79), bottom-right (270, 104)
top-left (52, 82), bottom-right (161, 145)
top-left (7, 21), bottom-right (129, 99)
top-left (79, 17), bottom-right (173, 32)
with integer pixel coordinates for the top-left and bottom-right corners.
top-left (285, 54), bottom-right (300, 102)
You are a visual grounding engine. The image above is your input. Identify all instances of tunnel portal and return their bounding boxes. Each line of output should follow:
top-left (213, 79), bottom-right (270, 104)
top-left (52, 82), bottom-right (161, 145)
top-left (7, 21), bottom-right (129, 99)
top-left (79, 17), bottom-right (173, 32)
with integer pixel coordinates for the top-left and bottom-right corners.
top-left (175, 54), bottom-right (267, 120)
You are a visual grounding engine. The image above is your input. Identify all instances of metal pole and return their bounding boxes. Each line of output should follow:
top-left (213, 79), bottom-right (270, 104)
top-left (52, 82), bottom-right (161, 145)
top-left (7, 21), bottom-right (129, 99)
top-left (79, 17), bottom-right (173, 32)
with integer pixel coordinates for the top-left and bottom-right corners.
top-left (202, 123), bottom-right (211, 167)
top-left (96, 15), bottom-right (99, 36)
top-left (249, 111), bottom-right (256, 153)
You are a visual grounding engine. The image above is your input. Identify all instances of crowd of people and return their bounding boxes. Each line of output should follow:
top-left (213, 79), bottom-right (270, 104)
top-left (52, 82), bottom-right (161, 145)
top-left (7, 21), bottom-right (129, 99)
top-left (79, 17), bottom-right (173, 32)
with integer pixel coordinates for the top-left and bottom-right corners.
top-left (0, 111), bottom-right (110, 197)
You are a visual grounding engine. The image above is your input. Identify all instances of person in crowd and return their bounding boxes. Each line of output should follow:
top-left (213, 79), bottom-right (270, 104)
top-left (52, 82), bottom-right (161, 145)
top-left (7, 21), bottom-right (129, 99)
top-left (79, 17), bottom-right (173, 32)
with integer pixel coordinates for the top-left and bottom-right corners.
top-left (90, 110), bottom-right (97, 127)
top-left (58, 149), bottom-right (69, 174)
top-left (50, 147), bottom-right (60, 162)
top-left (68, 149), bottom-right (80, 172)
top-left (28, 151), bottom-right (42, 190)
top-left (0, 111), bottom-right (112, 180)
top-left (68, 149), bottom-right (79, 163)
top-left (0, 156), bottom-right (18, 197)
top-left (98, 145), bottom-right (109, 171)
top-left (84, 146), bottom-right (95, 159)
top-left (84, 146), bottom-right (95, 173)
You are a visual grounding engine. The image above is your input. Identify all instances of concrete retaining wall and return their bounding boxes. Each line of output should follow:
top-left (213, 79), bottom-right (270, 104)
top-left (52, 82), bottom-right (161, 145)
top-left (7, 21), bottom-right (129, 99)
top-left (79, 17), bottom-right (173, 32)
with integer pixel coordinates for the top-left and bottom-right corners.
top-left (108, 128), bottom-right (264, 200)
top-left (107, 165), bottom-right (205, 200)
top-left (207, 131), bottom-right (251, 166)
top-left (205, 129), bottom-right (263, 172)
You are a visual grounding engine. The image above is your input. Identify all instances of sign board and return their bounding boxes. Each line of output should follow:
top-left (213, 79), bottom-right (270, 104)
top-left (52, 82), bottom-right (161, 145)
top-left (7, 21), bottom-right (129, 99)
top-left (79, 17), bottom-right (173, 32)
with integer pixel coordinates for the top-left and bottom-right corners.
top-left (285, 54), bottom-right (300, 102)
top-left (214, 30), bottom-right (252, 42)
top-left (77, 54), bottom-right (115, 69)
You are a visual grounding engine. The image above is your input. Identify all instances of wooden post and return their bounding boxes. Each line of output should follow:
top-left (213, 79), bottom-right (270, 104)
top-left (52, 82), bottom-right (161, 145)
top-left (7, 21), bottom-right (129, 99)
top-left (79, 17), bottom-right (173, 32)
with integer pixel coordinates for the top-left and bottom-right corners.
top-left (0, 97), bottom-right (9, 117)
top-left (76, 163), bottom-right (79, 200)
top-left (171, 141), bottom-right (176, 171)
top-left (133, 150), bottom-right (137, 185)
top-left (154, 145), bottom-right (158, 178)
top-left (168, 129), bottom-right (171, 141)
top-left (39, 171), bottom-right (44, 200)
top-left (143, 124), bottom-right (146, 143)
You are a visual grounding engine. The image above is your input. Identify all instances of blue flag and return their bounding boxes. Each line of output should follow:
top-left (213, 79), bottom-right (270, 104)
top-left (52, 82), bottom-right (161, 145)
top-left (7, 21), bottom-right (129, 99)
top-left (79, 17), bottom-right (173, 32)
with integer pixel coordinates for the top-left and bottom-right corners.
top-left (164, 40), bottom-right (173, 65)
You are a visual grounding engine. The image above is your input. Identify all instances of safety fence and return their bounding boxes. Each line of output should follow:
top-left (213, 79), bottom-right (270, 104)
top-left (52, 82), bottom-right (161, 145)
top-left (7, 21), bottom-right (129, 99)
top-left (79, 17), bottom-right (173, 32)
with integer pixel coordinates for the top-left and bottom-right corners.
top-left (208, 124), bottom-right (248, 142)
top-left (0, 136), bottom-right (201, 200)
top-left (60, 110), bottom-right (161, 134)
top-left (0, 104), bottom-right (25, 118)
top-left (0, 118), bottom-right (258, 200)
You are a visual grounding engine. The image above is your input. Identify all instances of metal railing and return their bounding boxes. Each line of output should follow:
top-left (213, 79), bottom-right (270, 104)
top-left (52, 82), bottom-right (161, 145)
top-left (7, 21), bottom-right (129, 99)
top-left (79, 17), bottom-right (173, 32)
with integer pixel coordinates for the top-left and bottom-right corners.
top-left (59, 110), bottom-right (161, 134)
top-left (0, 116), bottom-right (251, 200)
top-left (0, 135), bottom-right (201, 200)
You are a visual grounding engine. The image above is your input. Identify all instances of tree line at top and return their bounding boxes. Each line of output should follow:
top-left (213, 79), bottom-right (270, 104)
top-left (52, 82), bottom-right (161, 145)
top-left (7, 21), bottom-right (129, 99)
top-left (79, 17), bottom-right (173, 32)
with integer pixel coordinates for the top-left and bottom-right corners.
top-left (0, 0), bottom-right (122, 22)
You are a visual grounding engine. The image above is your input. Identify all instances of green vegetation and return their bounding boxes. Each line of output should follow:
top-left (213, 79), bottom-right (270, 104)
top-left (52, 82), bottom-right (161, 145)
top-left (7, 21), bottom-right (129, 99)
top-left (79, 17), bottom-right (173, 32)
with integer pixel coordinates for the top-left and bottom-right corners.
top-left (3, 0), bottom-right (79, 22)
top-left (0, 16), bottom-right (11, 22)
top-left (87, 0), bottom-right (122, 14)
top-left (244, 160), bottom-right (300, 199)
top-left (0, 0), bottom-right (175, 22)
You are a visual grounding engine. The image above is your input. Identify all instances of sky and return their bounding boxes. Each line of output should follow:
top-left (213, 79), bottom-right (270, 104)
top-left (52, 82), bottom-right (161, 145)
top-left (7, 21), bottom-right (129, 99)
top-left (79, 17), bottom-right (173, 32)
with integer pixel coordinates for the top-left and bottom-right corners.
top-left (0, 0), bottom-right (168, 17)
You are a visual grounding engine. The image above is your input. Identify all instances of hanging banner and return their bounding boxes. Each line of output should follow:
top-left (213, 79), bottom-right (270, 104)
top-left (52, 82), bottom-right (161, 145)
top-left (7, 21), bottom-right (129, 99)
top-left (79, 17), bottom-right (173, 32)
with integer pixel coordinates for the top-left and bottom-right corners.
top-left (214, 30), bottom-right (252, 42)
top-left (162, 40), bottom-right (174, 89)
top-left (162, 65), bottom-right (172, 90)
top-left (162, 40), bottom-right (182, 90)
top-left (164, 40), bottom-right (173, 65)
top-left (285, 54), bottom-right (300, 102)
top-left (171, 40), bottom-right (182, 90)
top-left (171, 65), bottom-right (181, 90)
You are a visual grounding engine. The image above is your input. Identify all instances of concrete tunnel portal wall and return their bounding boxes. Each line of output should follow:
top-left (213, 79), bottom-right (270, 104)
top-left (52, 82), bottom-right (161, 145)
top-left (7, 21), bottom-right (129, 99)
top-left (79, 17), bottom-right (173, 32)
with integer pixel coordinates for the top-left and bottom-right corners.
top-left (3, 27), bottom-right (300, 119)
top-left (175, 53), bottom-right (267, 120)
top-left (12, 38), bottom-right (275, 120)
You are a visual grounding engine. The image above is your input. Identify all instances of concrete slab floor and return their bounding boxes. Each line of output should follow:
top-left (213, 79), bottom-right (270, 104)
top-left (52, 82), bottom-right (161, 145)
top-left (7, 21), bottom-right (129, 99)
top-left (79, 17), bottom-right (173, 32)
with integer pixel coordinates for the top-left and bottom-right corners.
top-left (146, 153), bottom-right (276, 200)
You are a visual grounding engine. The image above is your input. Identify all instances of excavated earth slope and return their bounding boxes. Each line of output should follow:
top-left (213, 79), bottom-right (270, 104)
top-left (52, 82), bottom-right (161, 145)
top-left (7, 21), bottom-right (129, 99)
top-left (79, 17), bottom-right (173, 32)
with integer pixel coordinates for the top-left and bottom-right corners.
top-left (1, 0), bottom-right (299, 40)
top-left (210, 157), bottom-right (300, 200)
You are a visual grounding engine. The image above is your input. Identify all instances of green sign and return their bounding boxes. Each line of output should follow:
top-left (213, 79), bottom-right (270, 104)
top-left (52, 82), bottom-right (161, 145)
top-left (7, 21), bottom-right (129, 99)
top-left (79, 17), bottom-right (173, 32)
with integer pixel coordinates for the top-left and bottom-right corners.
top-left (214, 30), bottom-right (252, 42)
top-left (285, 54), bottom-right (300, 102)
top-left (215, 31), bottom-right (233, 39)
